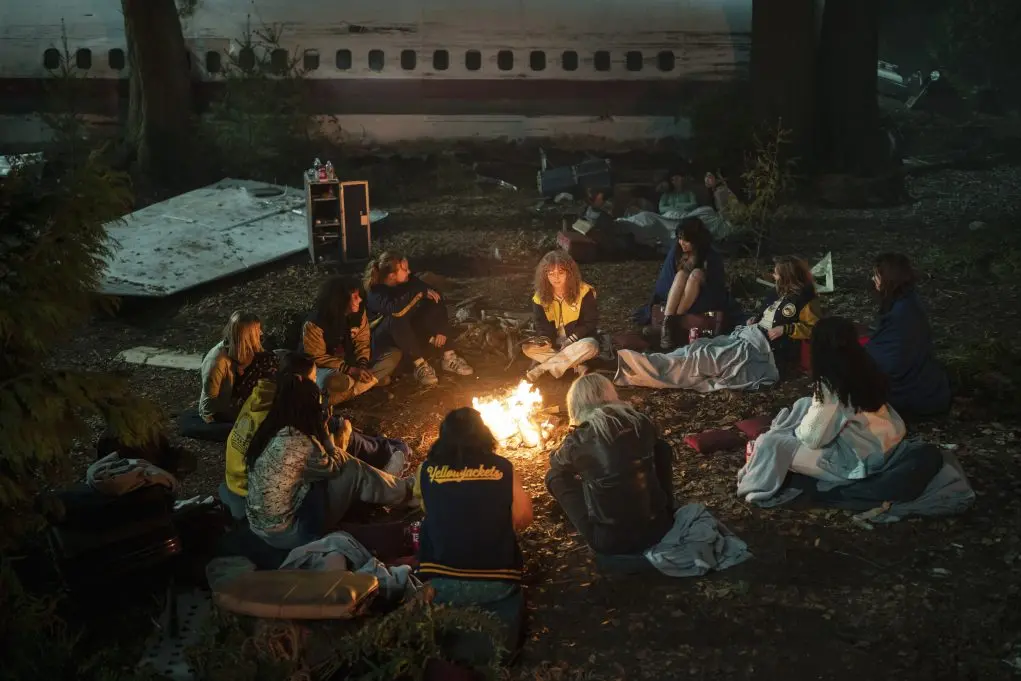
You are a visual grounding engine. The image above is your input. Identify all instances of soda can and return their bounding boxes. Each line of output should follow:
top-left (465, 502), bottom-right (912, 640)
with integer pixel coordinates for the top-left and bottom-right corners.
top-left (688, 327), bottom-right (701, 344)
top-left (408, 521), bottom-right (421, 552)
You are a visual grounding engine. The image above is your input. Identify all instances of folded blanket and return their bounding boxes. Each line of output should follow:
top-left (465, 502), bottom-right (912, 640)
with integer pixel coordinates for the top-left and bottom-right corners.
top-left (280, 531), bottom-right (422, 603)
top-left (644, 503), bottom-right (752, 577)
top-left (86, 453), bottom-right (178, 497)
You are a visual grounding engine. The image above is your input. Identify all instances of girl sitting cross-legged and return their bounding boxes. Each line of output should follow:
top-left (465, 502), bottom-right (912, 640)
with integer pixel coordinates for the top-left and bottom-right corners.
top-left (522, 250), bottom-right (601, 382)
top-left (299, 275), bottom-right (401, 407)
top-left (364, 251), bottom-right (473, 387)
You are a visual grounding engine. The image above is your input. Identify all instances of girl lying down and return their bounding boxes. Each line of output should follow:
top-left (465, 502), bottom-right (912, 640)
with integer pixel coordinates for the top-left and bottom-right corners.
top-left (615, 256), bottom-right (821, 391)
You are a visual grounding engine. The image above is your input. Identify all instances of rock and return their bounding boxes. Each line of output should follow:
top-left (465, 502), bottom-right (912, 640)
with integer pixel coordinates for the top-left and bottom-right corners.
top-left (968, 220), bottom-right (987, 231)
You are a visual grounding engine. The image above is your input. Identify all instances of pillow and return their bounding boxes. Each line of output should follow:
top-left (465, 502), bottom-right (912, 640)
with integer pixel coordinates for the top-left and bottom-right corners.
top-left (683, 429), bottom-right (746, 454)
top-left (735, 415), bottom-right (773, 439)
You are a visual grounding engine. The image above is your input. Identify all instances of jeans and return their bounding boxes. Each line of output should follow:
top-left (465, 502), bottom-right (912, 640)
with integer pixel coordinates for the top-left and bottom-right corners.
top-left (430, 578), bottom-right (524, 664)
top-left (372, 299), bottom-right (451, 361)
top-left (218, 482), bottom-right (247, 520)
top-left (177, 409), bottom-right (234, 443)
top-left (323, 458), bottom-right (409, 530)
top-left (345, 431), bottom-right (408, 476)
top-left (316, 350), bottom-right (402, 407)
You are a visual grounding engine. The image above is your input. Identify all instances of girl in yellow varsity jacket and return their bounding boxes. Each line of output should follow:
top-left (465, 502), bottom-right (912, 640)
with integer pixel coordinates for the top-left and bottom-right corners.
top-left (522, 250), bottom-right (601, 382)
top-left (746, 256), bottom-right (822, 367)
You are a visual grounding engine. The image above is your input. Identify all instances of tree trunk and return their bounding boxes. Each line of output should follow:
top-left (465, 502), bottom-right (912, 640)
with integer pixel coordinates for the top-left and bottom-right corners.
top-left (815, 0), bottom-right (884, 174)
top-left (121, 0), bottom-right (194, 183)
top-left (751, 0), bottom-right (819, 167)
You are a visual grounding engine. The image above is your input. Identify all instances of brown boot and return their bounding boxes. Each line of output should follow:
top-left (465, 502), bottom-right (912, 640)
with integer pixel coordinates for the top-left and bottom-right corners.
top-left (660, 315), bottom-right (679, 351)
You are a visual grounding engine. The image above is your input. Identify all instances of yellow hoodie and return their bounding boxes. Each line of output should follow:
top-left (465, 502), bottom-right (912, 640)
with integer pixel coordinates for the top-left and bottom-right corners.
top-left (224, 378), bottom-right (276, 496)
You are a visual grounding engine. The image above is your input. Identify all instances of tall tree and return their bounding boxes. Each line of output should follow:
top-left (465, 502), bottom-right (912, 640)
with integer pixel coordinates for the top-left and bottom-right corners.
top-left (814, 0), bottom-right (884, 174)
top-left (121, 0), bottom-right (194, 182)
top-left (751, 0), bottom-right (818, 166)
top-left (752, 0), bottom-right (885, 175)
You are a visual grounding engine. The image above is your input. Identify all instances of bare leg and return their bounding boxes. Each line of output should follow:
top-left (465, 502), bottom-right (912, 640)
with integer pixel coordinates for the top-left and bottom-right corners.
top-left (673, 269), bottom-right (704, 317)
top-left (663, 270), bottom-right (689, 316)
top-left (660, 269), bottom-right (704, 350)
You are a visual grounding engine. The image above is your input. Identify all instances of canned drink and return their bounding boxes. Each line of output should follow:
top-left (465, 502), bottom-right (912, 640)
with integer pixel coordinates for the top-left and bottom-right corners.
top-left (408, 521), bottom-right (421, 552)
top-left (688, 327), bottom-right (701, 343)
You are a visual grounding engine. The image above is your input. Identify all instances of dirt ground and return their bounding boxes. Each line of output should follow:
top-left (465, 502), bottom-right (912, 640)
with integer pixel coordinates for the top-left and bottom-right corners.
top-left (62, 126), bottom-right (1021, 680)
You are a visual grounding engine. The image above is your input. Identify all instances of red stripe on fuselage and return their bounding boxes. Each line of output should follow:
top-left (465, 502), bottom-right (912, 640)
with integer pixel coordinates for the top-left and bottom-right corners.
top-left (0, 76), bottom-right (737, 117)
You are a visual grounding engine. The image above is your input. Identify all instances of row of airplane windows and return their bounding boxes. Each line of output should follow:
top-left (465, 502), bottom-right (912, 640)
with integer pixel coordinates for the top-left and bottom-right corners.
top-left (42, 46), bottom-right (680, 74)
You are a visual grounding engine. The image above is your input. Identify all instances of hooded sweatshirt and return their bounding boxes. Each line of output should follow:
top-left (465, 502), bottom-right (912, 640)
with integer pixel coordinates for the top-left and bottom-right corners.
top-left (224, 379), bottom-right (276, 496)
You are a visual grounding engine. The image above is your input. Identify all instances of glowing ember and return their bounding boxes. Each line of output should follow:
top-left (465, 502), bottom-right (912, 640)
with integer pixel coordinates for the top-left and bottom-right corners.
top-left (472, 380), bottom-right (550, 449)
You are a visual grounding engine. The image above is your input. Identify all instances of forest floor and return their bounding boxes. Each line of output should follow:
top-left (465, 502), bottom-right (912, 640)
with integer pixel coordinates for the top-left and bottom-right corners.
top-left (58, 116), bottom-right (1021, 680)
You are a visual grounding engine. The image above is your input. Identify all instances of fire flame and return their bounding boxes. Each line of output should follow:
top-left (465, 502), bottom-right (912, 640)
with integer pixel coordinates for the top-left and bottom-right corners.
top-left (472, 380), bottom-right (549, 449)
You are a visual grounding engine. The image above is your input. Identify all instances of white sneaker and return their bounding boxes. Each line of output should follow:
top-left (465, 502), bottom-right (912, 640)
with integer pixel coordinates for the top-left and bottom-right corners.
top-left (414, 361), bottom-right (438, 386)
top-left (441, 351), bottom-right (473, 376)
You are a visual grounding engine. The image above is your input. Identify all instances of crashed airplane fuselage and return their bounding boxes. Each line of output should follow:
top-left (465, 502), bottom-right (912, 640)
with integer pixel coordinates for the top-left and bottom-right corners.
top-left (0, 0), bottom-right (913, 145)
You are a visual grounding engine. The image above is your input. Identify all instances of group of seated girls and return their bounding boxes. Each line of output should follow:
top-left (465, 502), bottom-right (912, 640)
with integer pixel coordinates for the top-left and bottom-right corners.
top-left (217, 349), bottom-right (418, 549)
top-left (178, 252), bottom-right (477, 443)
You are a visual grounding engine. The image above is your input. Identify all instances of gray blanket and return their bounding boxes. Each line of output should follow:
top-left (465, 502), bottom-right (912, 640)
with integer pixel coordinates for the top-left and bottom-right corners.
top-left (644, 503), bottom-right (752, 577)
top-left (615, 325), bottom-right (779, 392)
top-left (280, 531), bottom-right (422, 603)
top-left (736, 399), bottom-right (976, 522)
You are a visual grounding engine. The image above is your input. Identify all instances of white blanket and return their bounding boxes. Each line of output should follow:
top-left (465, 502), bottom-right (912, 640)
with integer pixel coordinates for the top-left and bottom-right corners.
top-left (614, 325), bottom-right (779, 392)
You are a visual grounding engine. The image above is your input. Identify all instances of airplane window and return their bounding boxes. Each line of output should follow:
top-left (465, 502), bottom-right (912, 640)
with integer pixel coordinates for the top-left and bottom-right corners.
top-left (336, 49), bottom-right (352, 70)
top-left (303, 49), bottom-right (320, 71)
top-left (108, 48), bottom-right (126, 71)
top-left (625, 50), bottom-right (642, 72)
top-left (368, 49), bottom-right (385, 71)
top-left (561, 50), bottom-right (578, 72)
top-left (76, 48), bottom-right (92, 70)
top-left (206, 51), bottom-right (222, 74)
top-left (238, 47), bottom-right (255, 71)
top-left (657, 50), bottom-right (675, 72)
top-left (43, 48), bottom-right (60, 70)
top-left (400, 49), bottom-right (416, 70)
top-left (529, 50), bottom-right (546, 71)
top-left (593, 50), bottom-right (610, 72)
top-left (270, 48), bottom-right (288, 74)
top-left (497, 50), bottom-right (513, 71)
top-left (433, 49), bottom-right (449, 71)
top-left (465, 50), bottom-right (481, 71)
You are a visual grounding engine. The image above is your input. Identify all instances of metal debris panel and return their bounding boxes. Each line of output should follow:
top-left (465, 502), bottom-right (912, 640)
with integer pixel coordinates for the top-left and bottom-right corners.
top-left (99, 178), bottom-right (308, 297)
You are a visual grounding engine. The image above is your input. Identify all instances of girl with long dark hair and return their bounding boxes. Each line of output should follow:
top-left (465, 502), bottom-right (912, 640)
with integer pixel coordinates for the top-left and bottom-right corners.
top-left (864, 253), bottom-right (951, 416)
top-left (414, 407), bottom-right (532, 656)
top-left (636, 217), bottom-right (730, 350)
top-left (300, 275), bottom-right (401, 406)
top-left (790, 316), bottom-right (906, 480)
top-left (244, 372), bottom-right (413, 549)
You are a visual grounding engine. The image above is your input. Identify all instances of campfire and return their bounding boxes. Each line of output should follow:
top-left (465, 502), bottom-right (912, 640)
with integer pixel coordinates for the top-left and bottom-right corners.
top-left (472, 380), bottom-right (554, 451)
